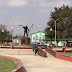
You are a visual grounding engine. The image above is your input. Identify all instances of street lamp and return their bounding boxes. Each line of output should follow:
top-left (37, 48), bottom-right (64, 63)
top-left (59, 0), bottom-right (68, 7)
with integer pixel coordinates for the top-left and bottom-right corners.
top-left (11, 26), bottom-right (13, 44)
top-left (52, 18), bottom-right (60, 46)
top-left (50, 28), bottom-right (52, 44)
top-left (2, 29), bottom-right (4, 45)
top-left (19, 25), bottom-right (23, 45)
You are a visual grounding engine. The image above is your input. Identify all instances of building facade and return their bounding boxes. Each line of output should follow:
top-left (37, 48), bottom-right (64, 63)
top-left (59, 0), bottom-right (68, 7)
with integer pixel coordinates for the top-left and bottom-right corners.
top-left (30, 31), bottom-right (45, 43)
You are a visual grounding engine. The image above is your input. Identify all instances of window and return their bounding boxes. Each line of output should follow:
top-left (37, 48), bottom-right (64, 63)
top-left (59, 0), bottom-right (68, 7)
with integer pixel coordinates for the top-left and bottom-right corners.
top-left (33, 37), bottom-right (35, 40)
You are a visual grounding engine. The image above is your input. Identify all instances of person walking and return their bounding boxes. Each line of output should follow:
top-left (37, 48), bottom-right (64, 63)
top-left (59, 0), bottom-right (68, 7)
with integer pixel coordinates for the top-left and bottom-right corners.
top-left (34, 48), bottom-right (37, 56)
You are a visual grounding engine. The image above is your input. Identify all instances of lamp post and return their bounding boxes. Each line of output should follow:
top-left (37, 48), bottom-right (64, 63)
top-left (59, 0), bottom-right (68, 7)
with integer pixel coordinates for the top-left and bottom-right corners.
top-left (11, 26), bottom-right (13, 44)
top-left (52, 18), bottom-right (60, 46)
top-left (50, 28), bottom-right (52, 44)
top-left (19, 25), bottom-right (22, 45)
top-left (2, 29), bottom-right (4, 45)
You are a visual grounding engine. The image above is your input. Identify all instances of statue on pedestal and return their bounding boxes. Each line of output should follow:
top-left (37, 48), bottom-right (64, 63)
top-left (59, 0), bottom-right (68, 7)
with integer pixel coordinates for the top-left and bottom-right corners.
top-left (19, 24), bottom-right (34, 44)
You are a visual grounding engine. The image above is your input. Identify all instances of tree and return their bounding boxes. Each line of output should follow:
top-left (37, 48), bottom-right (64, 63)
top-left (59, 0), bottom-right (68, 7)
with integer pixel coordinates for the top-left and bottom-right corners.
top-left (45, 5), bottom-right (72, 40)
top-left (0, 24), bottom-right (11, 43)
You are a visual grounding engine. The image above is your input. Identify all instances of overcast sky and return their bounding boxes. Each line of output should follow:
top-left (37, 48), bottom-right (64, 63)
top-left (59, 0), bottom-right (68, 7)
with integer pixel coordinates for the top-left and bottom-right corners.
top-left (0, 0), bottom-right (71, 36)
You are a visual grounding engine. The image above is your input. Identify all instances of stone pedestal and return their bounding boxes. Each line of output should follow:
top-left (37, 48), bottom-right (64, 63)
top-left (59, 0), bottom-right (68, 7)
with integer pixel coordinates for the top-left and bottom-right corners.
top-left (21, 37), bottom-right (30, 44)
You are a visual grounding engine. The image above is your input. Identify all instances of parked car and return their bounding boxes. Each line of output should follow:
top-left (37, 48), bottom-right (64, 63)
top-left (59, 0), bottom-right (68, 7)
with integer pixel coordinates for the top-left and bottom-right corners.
top-left (45, 44), bottom-right (49, 46)
top-left (37, 42), bottom-right (42, 45)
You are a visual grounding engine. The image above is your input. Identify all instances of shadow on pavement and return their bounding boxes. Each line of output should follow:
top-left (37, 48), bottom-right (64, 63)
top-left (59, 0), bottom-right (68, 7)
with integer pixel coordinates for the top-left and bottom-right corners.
top-left (23, 66), bottom-right (27, 72)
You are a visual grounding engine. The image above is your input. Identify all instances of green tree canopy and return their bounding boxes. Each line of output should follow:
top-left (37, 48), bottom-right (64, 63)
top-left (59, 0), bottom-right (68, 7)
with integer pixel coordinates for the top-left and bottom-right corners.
top-left (45, 5), bottom-right (72, 40)
top-left (0, 24), bottom-right (11, 43)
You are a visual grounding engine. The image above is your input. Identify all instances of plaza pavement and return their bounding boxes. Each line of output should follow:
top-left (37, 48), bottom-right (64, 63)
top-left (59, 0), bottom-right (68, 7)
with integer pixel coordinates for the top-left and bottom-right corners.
top-left (2, 49), bottom-right (72, 72)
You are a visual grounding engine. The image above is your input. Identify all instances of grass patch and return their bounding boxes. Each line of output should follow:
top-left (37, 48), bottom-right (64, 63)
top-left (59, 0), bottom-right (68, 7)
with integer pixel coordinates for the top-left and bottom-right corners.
top-left (59, 52), bottom-right (72, 57)
top-left (0, 56), bottom-right (17, 72)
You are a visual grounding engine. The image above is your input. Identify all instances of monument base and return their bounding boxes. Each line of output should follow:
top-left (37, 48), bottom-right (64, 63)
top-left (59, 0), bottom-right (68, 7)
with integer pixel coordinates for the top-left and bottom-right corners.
top-left (21, 37), bottom-right (30, 44)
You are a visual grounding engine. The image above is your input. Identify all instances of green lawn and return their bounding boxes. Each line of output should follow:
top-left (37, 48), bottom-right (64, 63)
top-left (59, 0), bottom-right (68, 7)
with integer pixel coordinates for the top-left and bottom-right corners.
top-left (0, 56), bottom-right (17, 72)
top-left (59, 52), bottom-right (72, 57)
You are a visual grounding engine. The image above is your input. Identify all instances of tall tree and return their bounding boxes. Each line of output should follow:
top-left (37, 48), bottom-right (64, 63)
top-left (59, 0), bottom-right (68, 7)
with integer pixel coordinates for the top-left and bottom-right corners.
top-left (45, 5), bottom-right (72, 40)
top-left (0, 24), bottom-right (11, 43)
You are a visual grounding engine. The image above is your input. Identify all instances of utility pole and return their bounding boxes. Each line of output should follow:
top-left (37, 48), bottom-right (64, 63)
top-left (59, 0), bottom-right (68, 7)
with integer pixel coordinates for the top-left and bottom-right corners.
top-left (2, 29), bottom-right (4, 45)
top-left (11, 21), bottom-right (14, 44)
top-left (50, 28), bottom-right (52, 44)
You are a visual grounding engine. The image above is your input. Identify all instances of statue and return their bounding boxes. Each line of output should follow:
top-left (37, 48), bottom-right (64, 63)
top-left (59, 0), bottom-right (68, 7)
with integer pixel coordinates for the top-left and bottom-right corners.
top-left (22, 25), bottom-right (29, 37)
top-left (19, 24), bottom-right (34, 38)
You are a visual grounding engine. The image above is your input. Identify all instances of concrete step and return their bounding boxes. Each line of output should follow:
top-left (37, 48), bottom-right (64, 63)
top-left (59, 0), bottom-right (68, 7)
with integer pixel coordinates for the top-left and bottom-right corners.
top-left (42, 49), bottom-right (54, 58)
top-left (46, 52), bottom-right (54, 58)
top-left (0, 49), bottom-right (34, 55)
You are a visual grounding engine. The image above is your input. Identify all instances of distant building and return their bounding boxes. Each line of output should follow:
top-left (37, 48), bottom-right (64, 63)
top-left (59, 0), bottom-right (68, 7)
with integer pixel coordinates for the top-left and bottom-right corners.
top-left (13, 36), bottom-right (21, 45)
top-left (30, 31), bottom-right (45, 43)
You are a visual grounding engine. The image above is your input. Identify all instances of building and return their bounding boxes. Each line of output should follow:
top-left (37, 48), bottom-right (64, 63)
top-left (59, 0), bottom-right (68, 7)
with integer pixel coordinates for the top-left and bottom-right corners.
top-left (30, 31), bottom-right (45, 44)
top-left (12, 36), bottom-right (21, 45)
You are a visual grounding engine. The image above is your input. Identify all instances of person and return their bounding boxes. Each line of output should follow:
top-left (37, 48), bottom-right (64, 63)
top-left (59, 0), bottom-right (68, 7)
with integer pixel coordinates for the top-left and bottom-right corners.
top-left (22, 25), bottom-right (29, 37)
top-left (34, 48), bottom-right (37, 56)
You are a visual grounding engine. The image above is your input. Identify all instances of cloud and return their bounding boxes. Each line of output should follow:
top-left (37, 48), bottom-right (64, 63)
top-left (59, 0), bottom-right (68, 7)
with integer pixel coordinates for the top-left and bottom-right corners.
top-left (28, 0), bottom-right (71, 14)
top-left (28, 0), bottom-right (44, 8)
top-left (38, 8), bottom-right (50, 14)
top-left (27, 0), bottom-right (50, 14)
top-left (0, 11), bottom-right (8, 15)
top-left (56, 0), bottom-right (71, 7)
top-left (0, 0), bottom-right (8, 6)
top-left (40, 0), bottom-right (71, 7)
top-left (8, 0), bottom-right (28, 7)
top-left (11, 15), bottom-right (27, 25)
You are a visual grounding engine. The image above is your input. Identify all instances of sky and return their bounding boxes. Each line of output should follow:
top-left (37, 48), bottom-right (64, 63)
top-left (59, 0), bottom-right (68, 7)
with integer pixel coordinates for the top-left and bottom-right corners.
top-left (0, 0), bottom-right (71, 36)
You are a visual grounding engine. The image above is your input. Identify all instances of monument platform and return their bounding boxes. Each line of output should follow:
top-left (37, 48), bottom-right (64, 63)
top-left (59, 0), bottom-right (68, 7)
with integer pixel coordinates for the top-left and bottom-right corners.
top-left (21, 36), bottom-right (30, 44)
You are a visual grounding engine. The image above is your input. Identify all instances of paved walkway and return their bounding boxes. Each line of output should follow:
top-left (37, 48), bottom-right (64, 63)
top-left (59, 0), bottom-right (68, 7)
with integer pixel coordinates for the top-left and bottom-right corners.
top-left (6, 51), bottom-right (72, 72)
